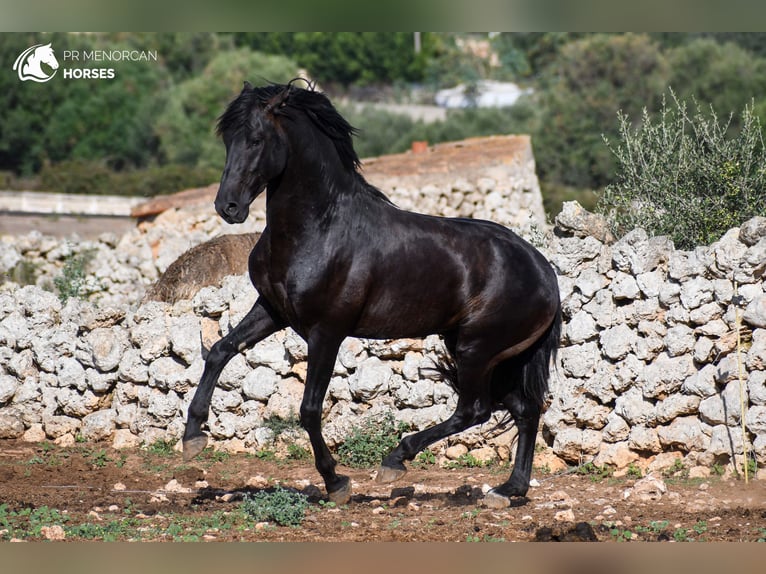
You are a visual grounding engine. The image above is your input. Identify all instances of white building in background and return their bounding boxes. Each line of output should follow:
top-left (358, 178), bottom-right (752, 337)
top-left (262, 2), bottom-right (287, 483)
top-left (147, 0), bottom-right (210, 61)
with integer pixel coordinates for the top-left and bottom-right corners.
top-left (435, 80), bottom-right (533, 109)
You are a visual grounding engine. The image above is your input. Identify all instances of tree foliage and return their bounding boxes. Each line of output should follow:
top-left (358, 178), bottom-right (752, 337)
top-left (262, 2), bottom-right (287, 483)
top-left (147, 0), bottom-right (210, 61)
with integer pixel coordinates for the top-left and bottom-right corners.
top-left (154, 49), bottom-right (299, 169)
top-left (532, 33), bottom-right (669, 189)
top-left (598, 92), bottom-right (766, 249)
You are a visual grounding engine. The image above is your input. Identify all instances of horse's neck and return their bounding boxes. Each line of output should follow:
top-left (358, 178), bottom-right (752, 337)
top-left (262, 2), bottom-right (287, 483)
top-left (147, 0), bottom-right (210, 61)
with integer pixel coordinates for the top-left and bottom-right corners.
top-left (266, 159), bottom-right (363, 230)
top-left (24, 54), bottom-right (42, 75)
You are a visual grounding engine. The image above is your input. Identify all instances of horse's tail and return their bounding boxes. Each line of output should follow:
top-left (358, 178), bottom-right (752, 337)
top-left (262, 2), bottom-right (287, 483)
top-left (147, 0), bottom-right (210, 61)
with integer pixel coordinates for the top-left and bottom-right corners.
top-left (429, 301), bottom-right (562, 410)
top-left (492, 302), bottom-right (562, 410)
top-left (519, 303), bottom-right (562, 407)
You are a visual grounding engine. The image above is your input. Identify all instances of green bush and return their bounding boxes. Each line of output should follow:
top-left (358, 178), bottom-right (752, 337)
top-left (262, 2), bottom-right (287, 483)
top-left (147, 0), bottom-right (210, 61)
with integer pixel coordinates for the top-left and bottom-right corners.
top-left (54, 250), bottom-right (95, 303)
top-left (598, 91), bottom-right (766, 249)
top-left (39, 160), bottom-right (219, 197)
top-left (533, 33), bottom-right (668, 189)
top-left (337, 411), bottom-right (409, 469)
top-left (154, 49), bottom-right (299, 169)
top-left (241, 487), bottom-right (309, 527)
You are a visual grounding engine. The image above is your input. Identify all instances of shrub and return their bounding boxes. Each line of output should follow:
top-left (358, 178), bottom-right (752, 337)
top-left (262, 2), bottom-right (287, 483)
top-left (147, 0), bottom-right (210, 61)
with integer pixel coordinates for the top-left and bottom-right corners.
top-left (241, 487), bottom-right (309, 527)
top-left (598, 91), bottom-right (766, 249)
top-left (533, 33), bottom-right (668, 189)
top-left (54, 250), bottom-right (95, 303)
top-left (39, 160), bottom-right (219, 197)
top-left (337, 411), bottom-right (409, 469)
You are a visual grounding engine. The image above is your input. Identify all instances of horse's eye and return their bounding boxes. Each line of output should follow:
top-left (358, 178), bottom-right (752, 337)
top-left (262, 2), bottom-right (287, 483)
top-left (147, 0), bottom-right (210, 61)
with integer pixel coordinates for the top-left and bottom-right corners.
top-left (250, 138), bottom-right (262, 148)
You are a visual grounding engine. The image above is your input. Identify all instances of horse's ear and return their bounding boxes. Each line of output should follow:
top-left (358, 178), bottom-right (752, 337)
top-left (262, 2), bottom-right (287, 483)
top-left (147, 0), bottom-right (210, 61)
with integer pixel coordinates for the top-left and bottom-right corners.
top-left (266, 86), bottom-right (291, 115)
top-left (242, 81), bottom-right (254, 92)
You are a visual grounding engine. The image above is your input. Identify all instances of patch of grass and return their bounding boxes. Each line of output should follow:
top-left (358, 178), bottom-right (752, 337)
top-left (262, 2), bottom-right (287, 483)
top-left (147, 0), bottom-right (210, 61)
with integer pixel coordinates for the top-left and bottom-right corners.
top-left (144, 439), bottom-right (177, 457)
top-left (662, 459), bottom-right (689, 479)
top-left (337, 411), bottom-right (409, 469)
top-left (286, 444), bottom-right (311, 461)
top-left (609, 527), bottom-right (635, 542)
top-left (54, 248), bottom-right (96, 303)
top-left (574, 462), bottom-right (614, 482)
top-left (87, 449), bottom-right (111, 469)
top-left (412, 449), bottom-right (437, 468)
top-left (253, 449), bottom-right (277, 462)
top-left (445, 453), bottom-right (485, 470)
top-left (626, 463), bottom-right (643, 479)
top-left (263, 413), bottom-right (302, 438)
top-left (241, 486), bottom-right (309, 527)
top-left (205, 449), bottom-right (231, 464)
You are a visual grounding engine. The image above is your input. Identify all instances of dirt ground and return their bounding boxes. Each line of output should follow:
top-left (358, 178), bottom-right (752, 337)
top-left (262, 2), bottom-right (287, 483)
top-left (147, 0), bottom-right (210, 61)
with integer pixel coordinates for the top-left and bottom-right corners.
top-left (1, 439), bottom-right (765, 542)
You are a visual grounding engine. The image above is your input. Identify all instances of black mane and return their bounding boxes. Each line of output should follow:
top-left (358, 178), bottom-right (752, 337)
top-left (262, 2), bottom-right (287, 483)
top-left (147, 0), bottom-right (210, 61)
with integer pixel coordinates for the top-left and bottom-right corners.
top-left (217, 80), bottom-right (361, 174)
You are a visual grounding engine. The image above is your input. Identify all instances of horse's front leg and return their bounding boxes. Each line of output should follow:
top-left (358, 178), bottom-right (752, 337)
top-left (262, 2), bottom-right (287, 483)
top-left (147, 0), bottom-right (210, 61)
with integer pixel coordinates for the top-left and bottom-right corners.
top-left (300, 333), bottom-right (347, 503)
top-left (183, 297), bottom-right (284, 461)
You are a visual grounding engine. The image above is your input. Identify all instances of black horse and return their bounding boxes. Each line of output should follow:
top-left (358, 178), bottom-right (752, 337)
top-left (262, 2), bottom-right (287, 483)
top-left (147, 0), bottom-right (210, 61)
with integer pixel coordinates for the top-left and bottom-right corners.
top-left (183, 80), bottom-right (562, 507)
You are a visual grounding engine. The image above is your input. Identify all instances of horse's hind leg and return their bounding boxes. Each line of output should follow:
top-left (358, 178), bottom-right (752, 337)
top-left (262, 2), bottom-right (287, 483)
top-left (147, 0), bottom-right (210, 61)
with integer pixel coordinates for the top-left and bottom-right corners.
top-left (377, 349), bottom-right (493, 483)
top-left (484, 384), bottom-right (542, 507)
top-left (183, 297), bottom-right (284, 461)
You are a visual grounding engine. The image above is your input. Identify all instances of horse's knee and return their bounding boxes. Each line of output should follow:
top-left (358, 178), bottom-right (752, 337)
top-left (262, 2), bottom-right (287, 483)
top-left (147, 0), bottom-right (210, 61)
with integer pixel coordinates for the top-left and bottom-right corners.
top-left (299, 404), bottom-right (321, 430)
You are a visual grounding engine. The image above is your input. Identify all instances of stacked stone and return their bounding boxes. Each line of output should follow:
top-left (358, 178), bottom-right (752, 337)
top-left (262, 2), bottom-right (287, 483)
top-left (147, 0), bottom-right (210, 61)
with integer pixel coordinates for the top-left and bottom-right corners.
top-left (1, 199), bottom-right (765, 474)
top-left (379, 169), bottom-right (545, 233)
top-left (0, 274), bottom-right (498, 458)
top-left (544, 202), bottom-right (766, 470)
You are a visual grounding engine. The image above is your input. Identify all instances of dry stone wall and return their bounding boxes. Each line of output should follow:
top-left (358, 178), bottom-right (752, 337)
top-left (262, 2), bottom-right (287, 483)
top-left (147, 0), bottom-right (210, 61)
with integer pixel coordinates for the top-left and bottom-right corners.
top-left (1, 137), bottom-right (765, 475)
top-left (547, 203), bottom-right (766, 473)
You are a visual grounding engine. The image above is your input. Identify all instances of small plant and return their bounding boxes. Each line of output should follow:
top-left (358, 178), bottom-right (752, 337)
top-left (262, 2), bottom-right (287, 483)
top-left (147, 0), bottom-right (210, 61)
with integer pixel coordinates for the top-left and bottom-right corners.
top-left (445, 453), bottom-right (485, 470)
top-left (649, 520), bottom-right (669, 534)
top-left (241, 486), bottom-right (309, 527)
top-left (88, 449), bottom-right (111, 469)
top-left (742, 457), bottom-right (758, 477)
top-left (263, 413), bottom-right (302, 438)
top-left (711, 462), bottom-right (726, 476)
top-left (286, 444), bottom-right (311, 460)
top-left (54, 249), bottom-right (95, 303)
top-left (662, 458), bottom-right (689, 479)
top-left (673, 527), bottom-right (689, 542)
top-left (413, 449), bottom-right (437, 468)
top-left (575, 462), bottom-right (614, 482)
top-left (337, 411), bottom-right (409, 469)
top-left (609, 527), bottom-right (635, 542)
top-left (144, 439), bottom-right (176, 457)
top-left (626, 463), bottom-right (643, 479)
top-left (254, 449), bottom-right (277, 461)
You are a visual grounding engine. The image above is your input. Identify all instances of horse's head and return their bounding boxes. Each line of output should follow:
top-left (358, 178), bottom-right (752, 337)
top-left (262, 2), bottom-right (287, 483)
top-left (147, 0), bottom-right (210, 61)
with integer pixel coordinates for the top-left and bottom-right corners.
top-left (214, 82), bottom-right (291, 224)
top-left (36, 43), bottom-right (59, 70)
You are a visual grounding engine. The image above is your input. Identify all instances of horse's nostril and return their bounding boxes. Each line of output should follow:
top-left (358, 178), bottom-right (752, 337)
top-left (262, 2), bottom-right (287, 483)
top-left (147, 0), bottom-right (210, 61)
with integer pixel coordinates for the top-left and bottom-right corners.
top-left (225, 203), bottom-right (238, 216)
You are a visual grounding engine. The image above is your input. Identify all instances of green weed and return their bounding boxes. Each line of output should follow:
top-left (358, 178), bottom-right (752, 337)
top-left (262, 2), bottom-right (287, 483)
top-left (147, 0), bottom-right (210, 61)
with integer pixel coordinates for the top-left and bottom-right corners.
top-left (626, 463), bottom-right (643, 479)
top-left (445, 453), bottom-right (485, 470)
top-left (54, 249), bottom-right (96, 303)
top-left (575, 462), bottom-right (614, 482)
top-left (412, 449), bottom-right (437, 468)
top-left (241, 486), bottom-right (309, 527)
top-left (263, 413), bottom-right (302, 438)
top-left (144, 439), bottom-right (176, 457)
top-left (286, 444), bottom-right (311, 461)
top-left (337, 411), bottom-right (409, 469)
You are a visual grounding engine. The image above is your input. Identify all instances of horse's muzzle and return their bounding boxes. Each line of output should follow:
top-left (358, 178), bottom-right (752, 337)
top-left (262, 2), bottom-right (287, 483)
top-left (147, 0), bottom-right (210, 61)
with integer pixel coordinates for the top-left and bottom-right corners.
top-left (216, 200), bottom-right (249, 224)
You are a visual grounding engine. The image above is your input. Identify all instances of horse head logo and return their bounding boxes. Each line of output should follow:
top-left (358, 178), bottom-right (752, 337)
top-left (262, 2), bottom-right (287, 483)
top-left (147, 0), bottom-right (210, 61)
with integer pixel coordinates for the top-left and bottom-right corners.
top-left (13, 43), bottom-right (59, 83)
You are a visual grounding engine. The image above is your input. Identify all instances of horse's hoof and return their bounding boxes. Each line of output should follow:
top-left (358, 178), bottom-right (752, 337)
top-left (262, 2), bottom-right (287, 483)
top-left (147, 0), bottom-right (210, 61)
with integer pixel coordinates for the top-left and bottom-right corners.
top-left (482, 489), bottom-right (511, 509)
top-left (327, 477), bottom-right (352, 505)
top-left (375, 465), bottom-right (407, 484)
top-left (182, 435), bottom-right (208, 462)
